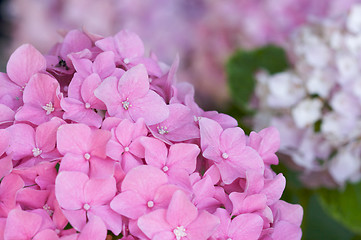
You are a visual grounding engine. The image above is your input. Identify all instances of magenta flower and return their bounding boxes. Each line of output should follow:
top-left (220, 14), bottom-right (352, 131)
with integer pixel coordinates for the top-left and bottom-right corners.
top-left (94, 64), bottom-right (169, 125)
top-left (138, 190), bottom-right (220, 240)
top-left (55, 171), bottom-right (122, 235)
top-left (199, 118), bottom-right (264, 184)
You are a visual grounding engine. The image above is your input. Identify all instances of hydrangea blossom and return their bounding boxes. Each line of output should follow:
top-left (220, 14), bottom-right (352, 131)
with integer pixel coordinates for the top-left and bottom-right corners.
top-left (254, 4), bottom-right (361, 187)
top-left (0, 29), bottom-right (302, 239)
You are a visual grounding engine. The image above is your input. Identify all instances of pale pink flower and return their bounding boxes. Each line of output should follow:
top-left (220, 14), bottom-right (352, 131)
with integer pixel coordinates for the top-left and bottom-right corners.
top-left (138, 190), bottom-right (220, 240)
top-left (55, 171), bottom-right (122, 235)
top-left (94, 64), bottom-right (169, 125)
top-left (199, 118), bottom-right (264, 184)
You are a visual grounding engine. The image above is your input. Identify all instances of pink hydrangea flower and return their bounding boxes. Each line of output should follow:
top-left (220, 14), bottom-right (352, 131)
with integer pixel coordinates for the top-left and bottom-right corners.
top-left (0, 29), bottom-right (302, 239)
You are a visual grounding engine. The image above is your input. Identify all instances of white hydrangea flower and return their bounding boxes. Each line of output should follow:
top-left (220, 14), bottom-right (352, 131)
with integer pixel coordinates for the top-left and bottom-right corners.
top-left (347, 4), bottom-right (361, 33)
top-left (291, 98), bottom-right (323, 128)
top-left (253, 4), bottom-right (361, 187)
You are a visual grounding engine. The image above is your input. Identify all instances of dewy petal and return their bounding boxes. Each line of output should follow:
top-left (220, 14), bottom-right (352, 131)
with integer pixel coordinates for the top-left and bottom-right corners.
top-left (55, 171), bottom-right (88, 210)
top-left (7, 44), bottom-right (46, 87)
top-left (130, 90), bottom-right (169, 125)
top-left (166, 190), bottom-right (197, 227)
top-left (117, 64), bottom-right (149, 100)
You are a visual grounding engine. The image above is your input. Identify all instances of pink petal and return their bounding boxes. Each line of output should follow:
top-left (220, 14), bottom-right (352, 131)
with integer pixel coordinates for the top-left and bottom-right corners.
top-left (94, 76), bottom-right (124, 116)
top-left (33, 229), bottom-right (59, 240)
top-left (130, 90), bottom-right (169, 125)
top-left (0, 155), bottom-right (13, 179)
top-left (78, 215), bottom-right (107, 240)
top-left (113, 30), bottom-right (145, 59)
top-left (6, 123), bottom-right (35, 160)
top-left (167, 143), bottom-right (199, 173)
top-left (22, 73), bottom-right (60, 107)
top-left (88, 205), bottom-right (123, 235)
top-left (262, 174), bottom-right (286, 205)
top-left (61, 98), bottom-right (103, 128)
top-left (55, 171), bottom-right (88, 210)
top-left (92, 51), bottom-right (116, 79)
top-left (0, 104), bottom-right (15, 125)
top-left (229, 213), bottom-right (263, 240)
top-left (59, 153), bottom-right (89, 174)
top-left (4, 209), bottom-right (42, 239)
top-left (7, 44), bottom-right (46, 87)
top-left (199, 118), bottom-right (223, 150)
top-left (141, 137), bottom-right (167, 167)
top-left (272, 220), bottom-right (302, 240)
top-left (62, 209), bottom-right (87, 231)
top-left (166, 190), bottom-right (197, 227)
top-left (60, 30), bottom-right (92, 58)
top-left (220, 127), bottom-right (246, 152)
top-left (121, 165), bottom-right (168, 199)
top-left (110, 190), bottom-right (146, 219)
top-left (57, 124), bottom-right (91, 155)
top-left (85, 177), bottom-right (116, 206)
top-left (80, 73), bottom-right (104, 109)
top-left (35, 118), bottom-right (63, 153)
top-left (118, 64), bottom-right (149, 100)
top-left (186, 210), bottom-right (220, 240)
top-left (138, 209), bottom-right (171, 239)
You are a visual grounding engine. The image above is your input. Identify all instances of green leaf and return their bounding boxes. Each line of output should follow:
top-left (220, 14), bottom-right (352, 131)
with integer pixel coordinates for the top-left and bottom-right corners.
top-left (317, 181), bottom-right (361, 235)
top-left (226, 45), bottom-right (289, 112)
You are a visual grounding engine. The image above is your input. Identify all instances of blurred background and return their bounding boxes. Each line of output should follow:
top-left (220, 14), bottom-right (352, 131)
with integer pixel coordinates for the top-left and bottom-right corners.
top-left (1, 1), bottom-right (361, 239)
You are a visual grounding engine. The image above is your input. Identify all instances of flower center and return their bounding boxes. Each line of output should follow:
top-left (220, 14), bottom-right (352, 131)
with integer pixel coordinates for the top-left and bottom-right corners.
top-left (123, 58), bottom-right (130, 64)
top-left (193, 116), bottom-right (201, 122)
top-left (84, 153), bottom-right (91, 160)
top-left (124, 146), bottom-right (130, 152)
top-left (122, 98), bottom-right (131, 110)
top-left (222, 152), bottom-right (229, 159)
top-left (32, 147), bottom-right (42, 157)
top-left (85, 102), bottom-right (91, 109)
top-left (42, 102), bottom-right (55, 115)
top-left (162, 166), bottom-right (169, 172)
top-left (43, 204), bottom-right (53, 216)
top-left (173, 226), bottom-right (187, 240)
top-left (157, 126), bottom-right (168, 135)
top-left (83, 203), bottom-right (91, 211)
top-left (147, 200), bottom-right (154, 208)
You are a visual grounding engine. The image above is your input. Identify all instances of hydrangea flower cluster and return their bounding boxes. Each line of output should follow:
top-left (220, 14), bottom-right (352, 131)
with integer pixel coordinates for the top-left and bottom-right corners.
top-left (254, 4), bottom-right (361, 187)
top-left (0, 29), bottom-right (302, 239)
top-left (7, 0), bottom-right (358, 104)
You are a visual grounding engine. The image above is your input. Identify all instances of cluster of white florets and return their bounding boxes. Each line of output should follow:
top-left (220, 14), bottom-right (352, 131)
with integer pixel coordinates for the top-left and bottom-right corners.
top-left (254, 5), bottom-right (361, 187)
